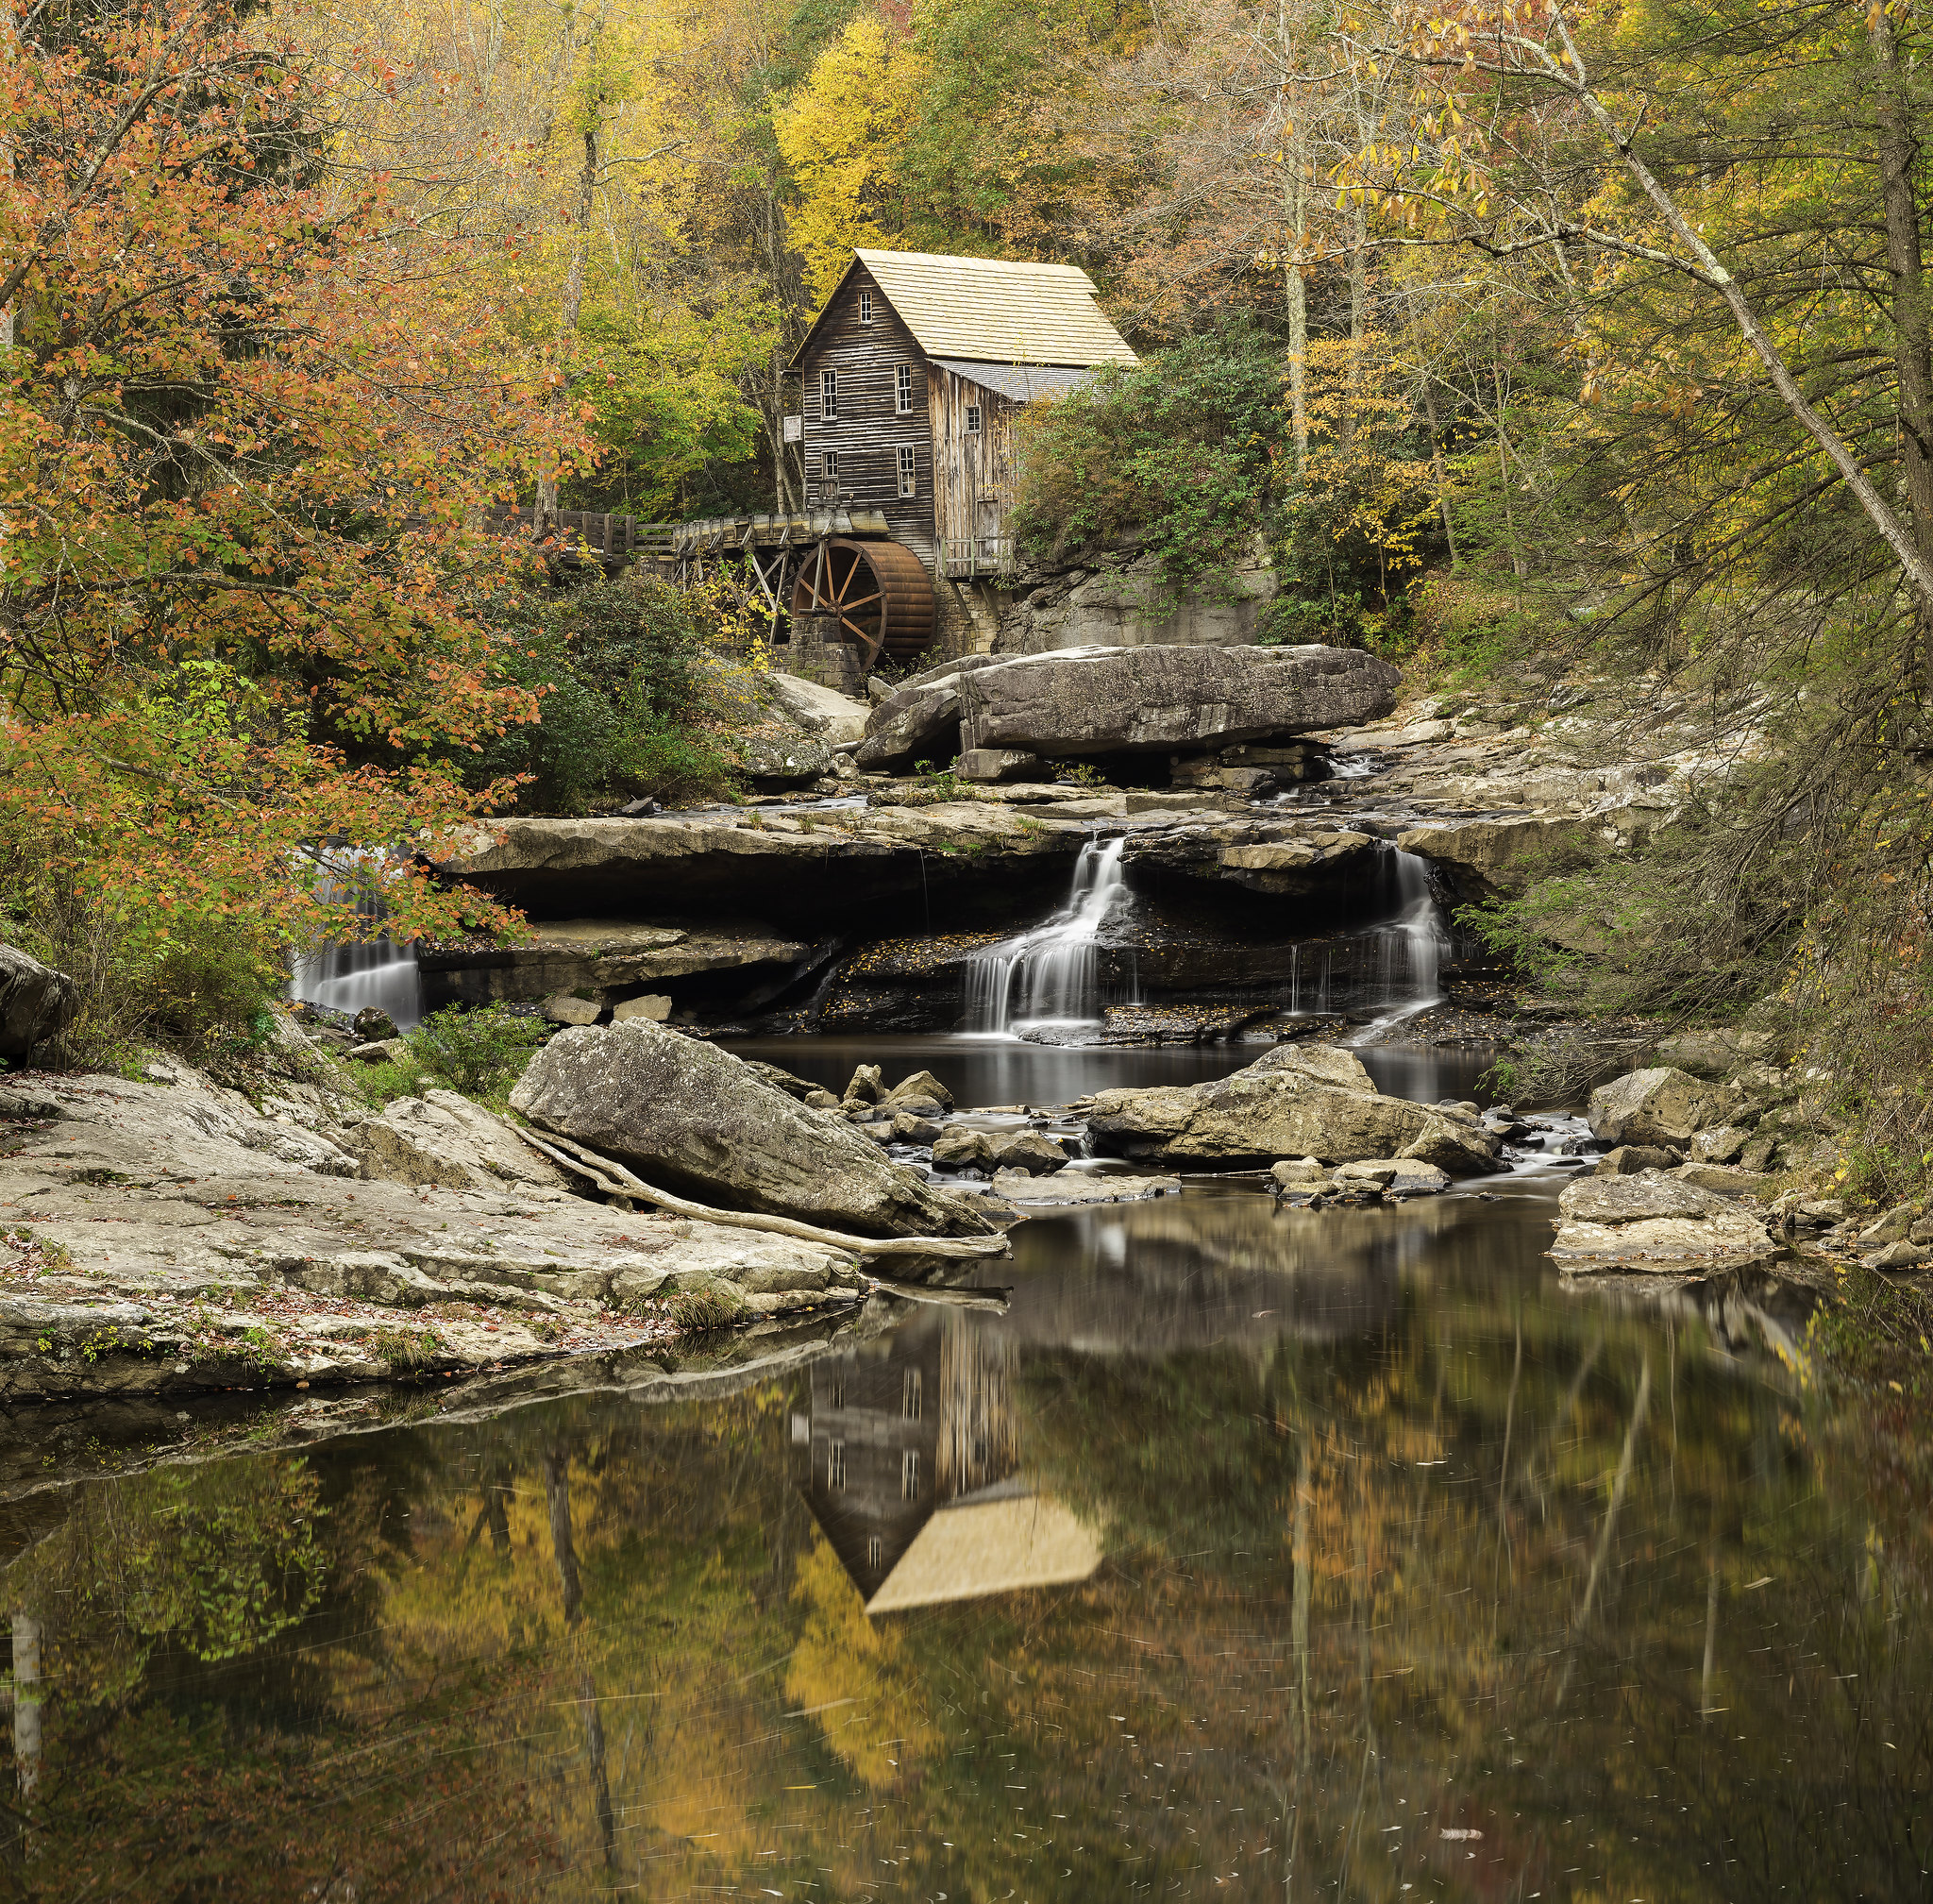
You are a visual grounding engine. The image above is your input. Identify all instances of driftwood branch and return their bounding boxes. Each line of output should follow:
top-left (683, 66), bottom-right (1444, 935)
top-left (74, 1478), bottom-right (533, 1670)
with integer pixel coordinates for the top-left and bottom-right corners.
top-left (513, 1125), bottom-right (1011, 1260)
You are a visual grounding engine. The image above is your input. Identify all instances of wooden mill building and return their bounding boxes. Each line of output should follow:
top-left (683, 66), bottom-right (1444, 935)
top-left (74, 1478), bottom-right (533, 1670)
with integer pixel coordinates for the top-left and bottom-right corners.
top-left (784, 248), bottom-right (1137, 666)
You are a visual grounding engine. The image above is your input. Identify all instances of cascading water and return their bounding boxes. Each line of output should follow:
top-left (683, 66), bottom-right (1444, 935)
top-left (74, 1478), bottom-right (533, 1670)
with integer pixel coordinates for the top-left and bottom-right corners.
top-left (1347, 851), bottom-right (1451, 1045)
top-left (965, 836), bottom-right (1134, 1035)
top-left (289, 851), bottom-right (426, 1030)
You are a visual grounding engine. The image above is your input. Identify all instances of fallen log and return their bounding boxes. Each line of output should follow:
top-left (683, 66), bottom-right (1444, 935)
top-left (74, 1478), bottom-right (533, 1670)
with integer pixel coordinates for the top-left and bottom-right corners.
top-left (513, 1125), bottom-right (1012, 1261)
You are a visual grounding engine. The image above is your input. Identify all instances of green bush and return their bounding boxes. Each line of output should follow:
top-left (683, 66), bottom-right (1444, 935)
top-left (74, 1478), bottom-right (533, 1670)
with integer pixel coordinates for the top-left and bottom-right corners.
top-left (403, 1005), bottom-right (548, 1104)
top-left (466, 573), bottom-right (743, 813)
top-left (665, 1277), bottom-right (748, 1332)
top-left (1012, 322), bottom-right (1285, 598)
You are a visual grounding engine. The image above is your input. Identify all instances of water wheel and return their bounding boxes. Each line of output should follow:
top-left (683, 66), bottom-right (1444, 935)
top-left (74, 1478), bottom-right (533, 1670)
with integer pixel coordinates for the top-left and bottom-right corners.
top-left (791, 538), bottom-right (934, 667)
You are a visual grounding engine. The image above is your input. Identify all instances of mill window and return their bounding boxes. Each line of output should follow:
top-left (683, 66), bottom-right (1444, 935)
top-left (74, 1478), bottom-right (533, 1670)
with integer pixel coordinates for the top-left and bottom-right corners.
top-left (895, 363), bottom-right (914, 413)
top-left (901, 1449), bottom-right (921, 1501)
top-left (859, 289), bottom-right (874, 324)
top-left (828, 1441), bottom-right (846, 1489)
top-left (902, 1369), bottom-right (923, 1421)
top-left (897, 444), bottom-right (916, 497)
top-left (867, 1535), bottom-right (883, 1572)
top-left (965, 403), bottom-right (983, 434)
top-left (822, 449), bottom-right (838, 480)
top-left (819, 368), bottom-right (837, 420)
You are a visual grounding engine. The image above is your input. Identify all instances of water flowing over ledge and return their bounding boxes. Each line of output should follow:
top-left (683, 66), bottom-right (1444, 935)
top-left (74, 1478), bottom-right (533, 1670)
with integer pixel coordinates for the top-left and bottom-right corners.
top-left (963, 836), bottom-right (1135, 1036)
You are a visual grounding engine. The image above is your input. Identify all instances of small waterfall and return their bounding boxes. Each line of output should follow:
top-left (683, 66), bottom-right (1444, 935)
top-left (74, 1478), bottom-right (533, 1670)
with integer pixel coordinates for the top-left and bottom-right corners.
top-left (290, 851), bottom-right (426, 1030)
top-left (966, 836), bottom-right (1133, 1035)
top-left (1347, 851), bottom-right (1450, 1045)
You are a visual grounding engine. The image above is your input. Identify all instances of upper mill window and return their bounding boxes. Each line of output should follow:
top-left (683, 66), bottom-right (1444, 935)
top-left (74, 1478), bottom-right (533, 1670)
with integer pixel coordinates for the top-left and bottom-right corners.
top-left (858, 289), bottom-right (874, 324)
top-left (965, 403), bottom-right (983, 434)
top-left (819, 368), bottom-right (837, 420)
top-left (895, 363), bottom-right (914, 413)
top-left (897, 444), bottom-right (916, 497)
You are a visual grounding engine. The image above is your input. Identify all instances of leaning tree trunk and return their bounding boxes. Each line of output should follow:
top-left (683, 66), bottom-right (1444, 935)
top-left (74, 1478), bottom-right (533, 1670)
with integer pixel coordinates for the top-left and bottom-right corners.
top-left (537, 125), bottom-right (597, 519)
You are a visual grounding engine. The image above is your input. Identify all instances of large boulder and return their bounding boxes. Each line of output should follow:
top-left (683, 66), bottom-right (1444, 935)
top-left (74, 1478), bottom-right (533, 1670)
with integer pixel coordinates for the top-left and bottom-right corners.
top-left (765, 671), bottom-right (869, 745)
top-left (1085, 1044), bottom-right (1501, 1173)
top-left (1588, 1068), bottom-right (1740, 1148)
top-left (1551, 1170), bottom-right (1774, 1271)
top-left (954, 644), bottom-right (1400, 759)
top-left (510, 1020), bottom-right (996, 1238)
top-left (0, 946), bottom-right (79, 1059)
top-left (738, 733), bottom-right (834, 786)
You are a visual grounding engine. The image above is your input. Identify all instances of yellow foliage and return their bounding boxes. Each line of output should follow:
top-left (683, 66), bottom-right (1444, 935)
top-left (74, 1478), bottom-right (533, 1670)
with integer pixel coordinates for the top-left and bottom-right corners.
top-left (772, 13), bottom-right (929, 307)
top-left (783, 1530), bottom-right (942, 1789)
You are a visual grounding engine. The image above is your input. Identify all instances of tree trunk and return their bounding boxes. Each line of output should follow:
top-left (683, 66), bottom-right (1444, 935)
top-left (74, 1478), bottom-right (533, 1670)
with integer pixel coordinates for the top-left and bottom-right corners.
top-left (1419, 368), bottom-right (1456, 564)
top-left (1870, 8), bottom-right (1933, 671)
top-left (537, 123), bottom-right (598, 519)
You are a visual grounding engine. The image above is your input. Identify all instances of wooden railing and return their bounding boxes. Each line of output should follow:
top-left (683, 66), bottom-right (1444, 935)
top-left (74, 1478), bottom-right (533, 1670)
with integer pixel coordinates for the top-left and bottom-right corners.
top-left (939, 536), bottom-right (1018, 580)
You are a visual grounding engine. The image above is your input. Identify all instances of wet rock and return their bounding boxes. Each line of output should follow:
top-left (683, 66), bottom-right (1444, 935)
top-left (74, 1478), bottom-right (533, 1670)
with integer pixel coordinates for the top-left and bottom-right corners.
top-left (956, 643), bottom-right (1401, 758)
top-left (986, 1131), bottom-right (1069, 1173)
top-left (541, 993), bottom-right (601, 1025)
top-left (510, 1020), bottom-right (995, 1238)
top-left (0, 944), bottom-right (78, 1059)
top-left (355, 1090), bottom-right (571, 1195)
top-left (933, 1129), bottom-right (991, 1170)
top-left (1551, 1170), bottom-right (1774, 1271)
top-left (1594, 1144), bottom-right (1680, 1176)
top-left (890, 1111), bottom-right (944, 1144)
top-left (353, 1005), bottom-right (398, 1042)
top-left (1588, 1069), bottom-right (1738, 1149)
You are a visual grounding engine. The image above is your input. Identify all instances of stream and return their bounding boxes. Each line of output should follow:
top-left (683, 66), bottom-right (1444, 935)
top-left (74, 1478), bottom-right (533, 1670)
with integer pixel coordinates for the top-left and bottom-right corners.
top-left (3, 1036), bottom-right (1928, 1896)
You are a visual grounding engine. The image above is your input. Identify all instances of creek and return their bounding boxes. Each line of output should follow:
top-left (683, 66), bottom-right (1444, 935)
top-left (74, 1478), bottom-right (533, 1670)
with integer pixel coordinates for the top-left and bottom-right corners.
top-left (3, 1035), bottom-right (1927, 1896)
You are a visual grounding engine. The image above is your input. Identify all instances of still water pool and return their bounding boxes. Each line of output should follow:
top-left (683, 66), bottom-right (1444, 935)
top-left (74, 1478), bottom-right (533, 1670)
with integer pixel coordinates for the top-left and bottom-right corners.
top-left (0, 1042), bottom-right (1926, 1898)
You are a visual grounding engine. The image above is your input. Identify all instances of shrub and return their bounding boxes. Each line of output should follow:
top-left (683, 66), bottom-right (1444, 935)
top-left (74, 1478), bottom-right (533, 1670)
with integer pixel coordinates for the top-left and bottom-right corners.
top-left (404, 1005), bottom-right (548, 1104)
top-left (464, 573), bottom-right (745, 812)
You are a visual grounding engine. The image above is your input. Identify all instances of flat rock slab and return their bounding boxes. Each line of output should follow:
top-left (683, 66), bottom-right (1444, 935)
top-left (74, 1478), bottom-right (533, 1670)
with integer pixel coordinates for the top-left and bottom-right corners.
top-left (989, 1170), bottom-right (1181, 1205)
top-left (1551, 1168), bottom-right (1775, 1271)
top-left (0, 1068), bottom-right (870, 1401)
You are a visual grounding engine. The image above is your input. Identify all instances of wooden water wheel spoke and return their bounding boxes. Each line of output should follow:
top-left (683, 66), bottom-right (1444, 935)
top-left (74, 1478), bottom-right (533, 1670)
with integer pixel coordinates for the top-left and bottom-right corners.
top-left (789, 537), bottom-right (933, 670)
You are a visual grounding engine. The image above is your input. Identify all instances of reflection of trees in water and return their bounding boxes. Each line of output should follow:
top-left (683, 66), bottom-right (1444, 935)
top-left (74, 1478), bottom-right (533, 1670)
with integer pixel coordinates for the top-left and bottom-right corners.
top-left (1, 1255), bottom-right (1929, 1901)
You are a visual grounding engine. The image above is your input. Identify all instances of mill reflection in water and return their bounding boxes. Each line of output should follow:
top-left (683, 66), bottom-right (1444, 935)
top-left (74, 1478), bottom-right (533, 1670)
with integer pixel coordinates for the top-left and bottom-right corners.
top-left (798, 1312), bottom-right (1102, 1611)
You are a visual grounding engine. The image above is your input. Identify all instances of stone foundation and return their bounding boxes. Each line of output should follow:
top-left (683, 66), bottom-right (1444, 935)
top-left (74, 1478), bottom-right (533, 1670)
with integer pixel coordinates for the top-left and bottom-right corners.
top-left (781, 614), bottom-right (866, 695)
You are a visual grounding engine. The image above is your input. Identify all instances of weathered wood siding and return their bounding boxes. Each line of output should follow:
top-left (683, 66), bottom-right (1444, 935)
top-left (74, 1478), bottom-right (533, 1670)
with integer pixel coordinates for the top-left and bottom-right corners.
top-left (928, 366), bottom-right (1017, 557)
top-left (797, 261), bottom-right (937, 569)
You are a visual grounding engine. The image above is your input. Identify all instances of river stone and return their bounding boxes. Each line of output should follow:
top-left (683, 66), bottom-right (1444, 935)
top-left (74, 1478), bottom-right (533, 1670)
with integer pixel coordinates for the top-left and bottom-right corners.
top-left (844, 1064), bottom-right (884, 1104)
top-left (881, 1070), bottom-right (955, 1111)
top-left (1086, 1052), bottom-right (1498, 1174)
top-left (738, 733), bottom-right (834, 785)
top-left (984, 1131), bottom-right (1069, 1173)
top-left (542, 993), bottom-right (601, 1025)
top-left (855, 682), bottom-right (963, 769)
top-left (1594, 1144), bottom-right (1679, 1176)
top-left (1271, 1157), bottom-right (1327, 1187)
top-left (0, 944), bottom-right (78, 1059)
top-left (509, 1020), bottom-right (995, 1238)
top-left (933, 1129), bottom-right (991, 1170)
top-left (956, 749), bottom-right (1041, 783)
top-left (953, 643), bottom-right (1401, 758)
top-left (1588, 1068), bottom-right (1738, 1148)
top-left (1689, 1124), bottom-right (1753, 1165)
top-left (1551, 1170), bottom-right (1773, 1271)
top-left (612, 994), bottom-right (673, 1023)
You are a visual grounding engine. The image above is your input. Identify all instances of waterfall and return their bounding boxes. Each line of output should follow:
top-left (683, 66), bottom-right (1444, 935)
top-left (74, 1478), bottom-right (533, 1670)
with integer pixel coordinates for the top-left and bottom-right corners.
top-left (965, 836), bottom-right (1133, 1035)
top-left (1346, 851), bottom-right (1450, 1045)
top-left (289, 850), bottom-right (426, 1030)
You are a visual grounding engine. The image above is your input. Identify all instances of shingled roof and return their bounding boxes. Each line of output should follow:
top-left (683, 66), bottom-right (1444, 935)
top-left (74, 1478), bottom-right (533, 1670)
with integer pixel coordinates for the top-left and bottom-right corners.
top-left (794, 248), bottom-right (1138, 370)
